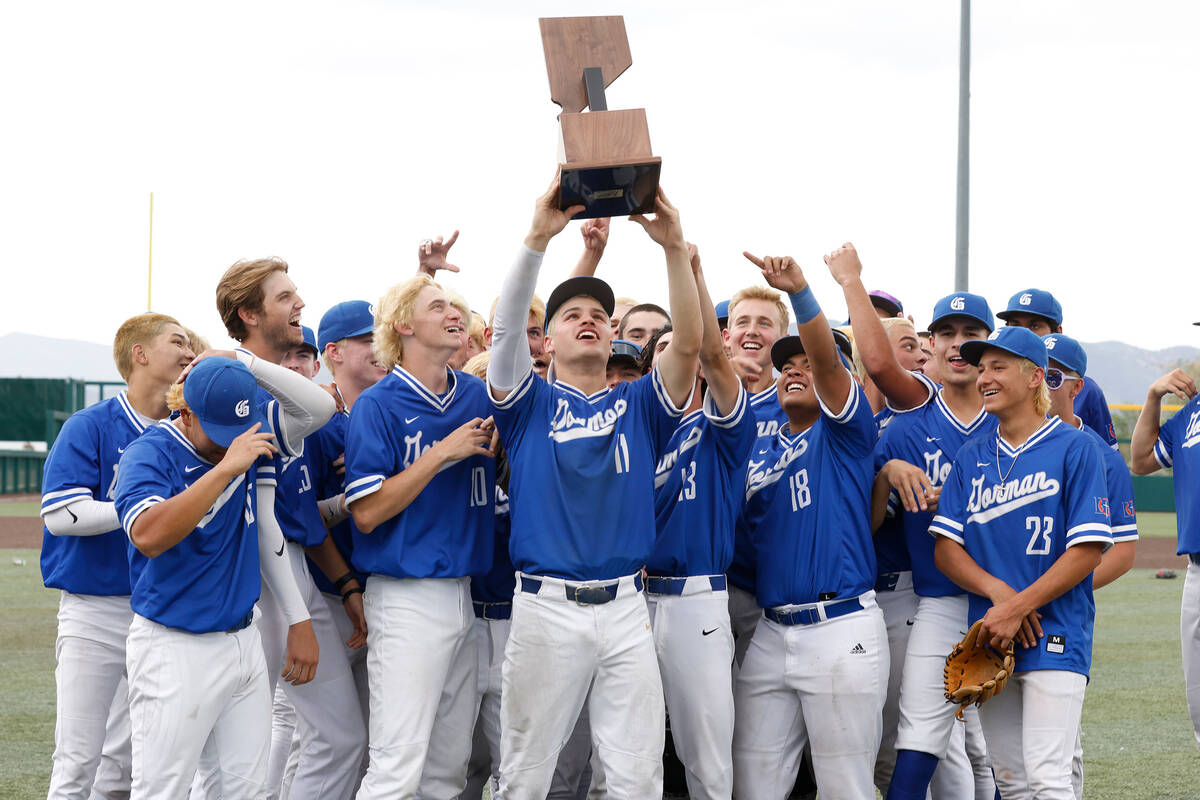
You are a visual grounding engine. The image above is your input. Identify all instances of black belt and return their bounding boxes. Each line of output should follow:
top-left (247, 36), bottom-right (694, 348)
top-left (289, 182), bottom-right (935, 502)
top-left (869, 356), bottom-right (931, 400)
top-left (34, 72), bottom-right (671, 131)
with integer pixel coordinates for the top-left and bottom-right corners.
top-left (764, 597), bottom-right (864, 627)
top-left (473, 600), bottom-right (512, 621)
top-left (519, 573), bottom-right (644, 605)
top-left (225, 610), bottom-right (254, 633)
top-left (645, 575), bottom-right (727, 595)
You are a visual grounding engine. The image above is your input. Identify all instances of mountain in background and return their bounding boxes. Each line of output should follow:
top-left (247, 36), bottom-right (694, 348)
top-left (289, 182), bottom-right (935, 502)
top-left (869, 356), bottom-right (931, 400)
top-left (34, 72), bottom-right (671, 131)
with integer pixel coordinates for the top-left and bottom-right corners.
top-left (0, 332), bottom-right (1197, 406)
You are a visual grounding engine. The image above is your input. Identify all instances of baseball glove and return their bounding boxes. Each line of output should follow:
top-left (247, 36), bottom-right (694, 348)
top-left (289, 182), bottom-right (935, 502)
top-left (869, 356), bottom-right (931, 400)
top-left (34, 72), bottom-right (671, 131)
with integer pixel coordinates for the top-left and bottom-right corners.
top-left (943, 620), bottom-right (1015, 720)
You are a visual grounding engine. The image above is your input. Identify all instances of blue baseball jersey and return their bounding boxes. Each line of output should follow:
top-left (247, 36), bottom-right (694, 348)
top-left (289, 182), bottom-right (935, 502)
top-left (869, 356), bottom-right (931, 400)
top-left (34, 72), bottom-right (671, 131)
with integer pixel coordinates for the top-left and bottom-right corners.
top-left (874, 516), bottom-right (911, 574)
top-left (1153, 394), bottom-right (1200, 554)
top-left (114, 421), bottom-right (276, 633)
top-left (648, 387), bottom-right (757, 578)
top-left (305, 412), bottom-right (364, 594)
top-left (1075, 377), bottom-right (1117, 448)
top-left (742, 382), bottom-right (878, 609)
top-left (929, 417), bottom-right (1112, 676)
top-left (875, 386), bottom-right (998, 597)
top-left (727, 385), bottom-right (789, 593)
top-left (274, 445), bottom-right (327, 548)
top-left (1081, 423), bottom-right (1137, 543)
top-left (40, 393), bottom-right (151, 596)
top-left (491, 366), bottom-right (686, 580)
top-left (345, 367), bottom-right (494, 579)
top-left (471, 487), bottom-right (515, 604)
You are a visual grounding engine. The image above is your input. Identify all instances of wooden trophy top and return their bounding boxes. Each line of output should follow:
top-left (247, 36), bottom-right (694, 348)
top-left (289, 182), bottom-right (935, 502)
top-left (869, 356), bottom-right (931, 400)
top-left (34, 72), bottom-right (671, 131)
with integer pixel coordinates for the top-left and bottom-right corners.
top-left (539, 16), bottom-right (632, 114)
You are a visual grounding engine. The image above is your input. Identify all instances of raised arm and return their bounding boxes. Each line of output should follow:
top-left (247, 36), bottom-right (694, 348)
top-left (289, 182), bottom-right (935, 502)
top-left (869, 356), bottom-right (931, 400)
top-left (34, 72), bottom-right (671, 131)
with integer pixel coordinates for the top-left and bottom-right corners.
top-left (1130, 369), bottom-right (1197, 474)
top-left (691, 245), bottom-right (740, 416)
top-left (569, 217), bottom-right (609, 277)
top-left (236, 352), bottom-right (337, 451)
top-left (745, 252), bottom-right (851, 413)
top-left (416, 231), bottom-right (461, 277)
top-left (487, 173), bottom-right (585, 401)
top-left (629, 188), bottom-right (701, 408)
top-left (825, 243), bottom-right (928, 411)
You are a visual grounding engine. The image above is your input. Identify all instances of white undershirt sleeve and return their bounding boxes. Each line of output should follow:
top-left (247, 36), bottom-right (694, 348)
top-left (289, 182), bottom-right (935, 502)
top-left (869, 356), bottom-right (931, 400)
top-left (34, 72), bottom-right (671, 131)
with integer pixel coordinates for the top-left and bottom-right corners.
top-left (317, 493), bottom-right (349, 527)
top-left (256, 482), bottom-right (310, 626)
top-left (487, 245), bottom-right (544, 392)
top-left (43, 498), bottom-right (121, 536)
top-left (235, 351), bottom-right (336, 453)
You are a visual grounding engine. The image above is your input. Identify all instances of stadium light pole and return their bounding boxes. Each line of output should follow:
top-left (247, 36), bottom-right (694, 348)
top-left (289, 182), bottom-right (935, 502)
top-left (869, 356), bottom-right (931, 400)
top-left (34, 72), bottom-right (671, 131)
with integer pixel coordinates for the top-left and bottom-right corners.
top-left (954, 0), bottom-right (970, 292)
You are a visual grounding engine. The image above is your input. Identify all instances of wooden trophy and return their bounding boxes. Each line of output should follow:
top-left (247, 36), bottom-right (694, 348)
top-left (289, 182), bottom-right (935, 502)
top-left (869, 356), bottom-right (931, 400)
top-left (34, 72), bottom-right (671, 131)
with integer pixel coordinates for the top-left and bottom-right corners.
top-left (539, 16), bottom-right (661, 219)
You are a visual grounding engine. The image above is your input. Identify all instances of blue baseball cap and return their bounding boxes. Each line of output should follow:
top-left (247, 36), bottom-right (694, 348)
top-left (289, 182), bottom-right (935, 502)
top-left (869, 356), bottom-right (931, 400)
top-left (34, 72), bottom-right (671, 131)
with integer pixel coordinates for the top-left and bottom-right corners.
top-left (960, 326), bottom-right (1048, 370)
top-left (183, 357), bottom-right (268, 448)
top-left (299, 325), bottom-right (318, 356)
top-left (997, 289), bottom-right (1063, 326)
top-left (929, 292), bottom-right (994, 333)
top-left (1042, 334), bottom-right (1087, 376)
top-left (318, 300), bottom-right (375, 352)
top-left (608, 339), bottom-right (643, 368)
top-left (715, 299), bottom-right (730, 324)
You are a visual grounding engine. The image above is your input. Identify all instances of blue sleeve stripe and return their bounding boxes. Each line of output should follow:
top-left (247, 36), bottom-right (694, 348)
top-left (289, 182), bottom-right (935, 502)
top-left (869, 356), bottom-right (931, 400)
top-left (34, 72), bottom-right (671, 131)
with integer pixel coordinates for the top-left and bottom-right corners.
top-left (1111, 527), bottom-right (1139, 542)
top-left (817, 375), bottom-right (858, 423)
top-left (885, 372), bottom-right (937, 414)
top-left (490, 369), bottom-right (535, 409)
top-left (928, 524), bottom-right (964, 544)
top-left (930, 514), bottom-right (963, 531)
top-left (1153, 439), bottom-right (1173, 468)
top-left (41, 487), bottom-right (93, 513)
top-left (122, 496), bottom-right (165, 535)
top-left (651, 366), bottom-right (690, 417)
top-left (345, 475), bottom-right (384, 505)
top-left (702, 385), bottom-right (747, 428)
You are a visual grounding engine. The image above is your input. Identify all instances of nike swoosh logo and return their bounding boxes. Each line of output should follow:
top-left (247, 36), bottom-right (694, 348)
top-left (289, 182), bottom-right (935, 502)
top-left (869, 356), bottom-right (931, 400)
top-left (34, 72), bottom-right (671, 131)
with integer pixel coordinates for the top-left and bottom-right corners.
top-left (925, 437), bottom-right (938, 442)
top-left (906, 619), bottom-right (915, 626)
top-left (117, 446), bottom-right (126, 454)
top-left (976, 462), bottom-right (990, 467)
top-left (185, 465), bottom-right (204, 473)
top-left (405, 416), bottom-right (419, 424)
top-left (275, 542), bottom-right (285, 557)
top-left (702, 628), bottom-right (718, 636)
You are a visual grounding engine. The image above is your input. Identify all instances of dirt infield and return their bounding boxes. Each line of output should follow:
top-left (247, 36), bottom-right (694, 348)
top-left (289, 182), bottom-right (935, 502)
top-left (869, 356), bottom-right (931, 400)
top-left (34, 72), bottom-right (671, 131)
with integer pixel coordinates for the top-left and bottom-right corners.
top-left (0, 505), bottom-right (1189, 570)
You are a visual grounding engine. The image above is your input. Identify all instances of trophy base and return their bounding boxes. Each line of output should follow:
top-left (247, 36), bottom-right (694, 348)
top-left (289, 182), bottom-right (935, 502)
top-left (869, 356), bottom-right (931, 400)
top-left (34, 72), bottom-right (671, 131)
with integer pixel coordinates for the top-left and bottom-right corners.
top-left (559, 158), bottom-right (661, 219)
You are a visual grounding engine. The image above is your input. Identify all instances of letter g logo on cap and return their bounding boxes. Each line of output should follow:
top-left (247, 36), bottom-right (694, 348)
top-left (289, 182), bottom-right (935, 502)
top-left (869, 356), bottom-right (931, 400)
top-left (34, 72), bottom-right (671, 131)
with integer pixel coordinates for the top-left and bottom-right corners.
top-left (1045, 336), bottom-right (1057, 349)
top-left (950, 296), bottom-right (965, 311)
top-left (235, 399), bottom-right (250, 419)
top-left (1019, 292), bottom-right (1033, 306)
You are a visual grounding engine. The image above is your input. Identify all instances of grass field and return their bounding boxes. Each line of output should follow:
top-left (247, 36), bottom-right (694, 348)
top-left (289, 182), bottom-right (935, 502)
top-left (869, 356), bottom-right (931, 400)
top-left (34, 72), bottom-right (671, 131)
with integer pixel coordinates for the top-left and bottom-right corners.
top-left (0, 503), bottom-right (38, 518)
top-left (1, 549), bottom-right (1195, 799)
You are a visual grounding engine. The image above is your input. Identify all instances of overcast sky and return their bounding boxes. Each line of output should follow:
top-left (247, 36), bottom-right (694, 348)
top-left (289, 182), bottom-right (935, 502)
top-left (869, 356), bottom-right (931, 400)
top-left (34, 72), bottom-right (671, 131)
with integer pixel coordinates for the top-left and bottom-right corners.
top-left (2, 1), bottom-right (1197, 352)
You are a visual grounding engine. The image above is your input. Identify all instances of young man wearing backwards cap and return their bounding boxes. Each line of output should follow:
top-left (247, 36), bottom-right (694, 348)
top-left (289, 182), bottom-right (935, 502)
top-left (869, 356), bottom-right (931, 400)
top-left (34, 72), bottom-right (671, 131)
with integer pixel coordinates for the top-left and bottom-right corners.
top-left (486, 175), bottom-right (701, 798)
top-left (931, 326), bottom-right (1111, 800)
top-left (114, 354), bottom-right (333, 798)
top-left (998, 288), bottom-right (1118, 448)
top-left (731, 246), bottom-right (885, 799)
top-left (1129, 323), bottom-right (1200, 749)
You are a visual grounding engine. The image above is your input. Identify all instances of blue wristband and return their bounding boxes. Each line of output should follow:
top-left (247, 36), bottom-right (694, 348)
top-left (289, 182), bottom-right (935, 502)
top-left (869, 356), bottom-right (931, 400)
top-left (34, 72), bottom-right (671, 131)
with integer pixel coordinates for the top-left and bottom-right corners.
top-left (788, 286), bottom-right (822, 325)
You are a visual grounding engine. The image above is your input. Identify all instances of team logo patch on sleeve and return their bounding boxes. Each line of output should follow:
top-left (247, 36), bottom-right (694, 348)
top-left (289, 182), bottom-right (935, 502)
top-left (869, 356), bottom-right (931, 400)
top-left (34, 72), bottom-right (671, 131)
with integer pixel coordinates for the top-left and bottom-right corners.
top-left (1123, 500), bottom-right (1136, 517)
top-left (1046, 634), bottom-right (1066, 654)
top-left (1095, 497), bottom-right (1110, 516)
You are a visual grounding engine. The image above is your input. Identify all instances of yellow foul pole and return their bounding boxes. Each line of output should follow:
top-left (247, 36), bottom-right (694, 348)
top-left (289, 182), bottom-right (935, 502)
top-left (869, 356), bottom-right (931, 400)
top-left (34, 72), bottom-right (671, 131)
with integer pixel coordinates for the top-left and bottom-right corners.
top-left (147, 192), bottom-right (154, 311)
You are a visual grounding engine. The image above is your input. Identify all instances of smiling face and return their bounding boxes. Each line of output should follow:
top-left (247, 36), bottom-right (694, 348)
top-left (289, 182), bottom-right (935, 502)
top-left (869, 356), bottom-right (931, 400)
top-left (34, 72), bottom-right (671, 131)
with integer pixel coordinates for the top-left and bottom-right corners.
top-left (619, 310), bottom-right (670, 350)
top-left (775, 352), bottom-right (818, 416)
top-left (976, 350), bottom-right (1043, 418)
top-left (250, 270), bottom-right (306, 352)
top-left (399, 285), bottom-right (467, 355)
top-left (525, 312), bottom-right (548, 378)
top-left (887, 323), bottom-right (928, 373)
top-left (931, 316), bottom-right (990, 389)
top-left (725, 298), bottom-right (785, 370)
top-left (545, 294), bottom-right (611, 370)
top-left (329, 334), bottom-right (387, 387)
top-left (281, 345), bottom-right (319, 379)
top-left (141, 323), bottom-right (196, 385)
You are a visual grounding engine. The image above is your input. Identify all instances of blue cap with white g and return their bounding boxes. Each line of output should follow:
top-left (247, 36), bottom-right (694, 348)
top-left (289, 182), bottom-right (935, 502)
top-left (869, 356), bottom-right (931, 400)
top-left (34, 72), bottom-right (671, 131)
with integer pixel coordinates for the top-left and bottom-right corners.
top-left (318, 300), bottom-right (376, 352)
top-left (929, 292), bottom-right (995, 332)
top-left (183, 357), bottom-right (267, 448)
top-left (960, 326), bottom-right (1048, 371)
top-left (997, 288), bottom-right (1063, 326)
top-left (1041, 333), bottom-right (1087, 376)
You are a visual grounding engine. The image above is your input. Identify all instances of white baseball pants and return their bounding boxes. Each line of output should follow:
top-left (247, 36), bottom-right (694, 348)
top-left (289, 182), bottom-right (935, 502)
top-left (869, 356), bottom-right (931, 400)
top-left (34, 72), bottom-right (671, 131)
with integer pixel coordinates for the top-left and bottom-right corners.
top-left (872, 572), bottom-right (918, 794)
top-left (647, 577), bottom-right (735, 800)
top-left (1181, 559), bottom-right (1200, 748)
top-left (257, 542), bottom-right (366, 800)
top-left (727, 584), bottom-right (760, 670)
top-left (355, 575), bottom-right (477, 800)
top-left (978, 669), bottom-right (1086, 800)
top-left (732, 597), bottom-right (888, 800)
top-left (496, 573), bottom-right (664, 800)
top-left (126, 614), bottom-right (271, 799)
top-left (90, 675), bottom-right (133, 800)
top-left (47, 592), bottom-right (133, 800)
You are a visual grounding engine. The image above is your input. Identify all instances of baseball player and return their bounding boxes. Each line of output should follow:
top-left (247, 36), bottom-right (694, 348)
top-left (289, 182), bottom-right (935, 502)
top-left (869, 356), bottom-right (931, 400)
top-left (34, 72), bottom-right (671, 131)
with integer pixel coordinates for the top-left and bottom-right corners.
top-left (1039, 333), bottom-right (1138, 800)
top-left (114, 354), bottom-right (330, 798)
top-left (997, 289), bottom-right (1118, 447)
top-left (343, 273), bottom-right (496, 799)
top-left (1129, 328), bottom-right (1200, 747)
top-left (39, 313), bottom-right (193, 800)
top-left (486, 177), bottom-right (700, 798)
top-left (932, 326), bottom-right (1112, 800)
top-left (732, 249), bottom-right (886, 800)
top-left (214, 259), bottom-right (368, 800)
top-left (645, 246), bottom-right (756, 800)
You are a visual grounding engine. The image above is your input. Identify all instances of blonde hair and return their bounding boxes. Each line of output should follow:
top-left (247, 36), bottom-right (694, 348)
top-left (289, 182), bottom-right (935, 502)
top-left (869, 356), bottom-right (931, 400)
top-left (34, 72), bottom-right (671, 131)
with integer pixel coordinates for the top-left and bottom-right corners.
top-left (463, 350), bottom-right (491, 380)
top-left (835, 324), bottom-right (863, 380)
top-left (466, 311), bottom-right (487, 352)
top-left (165, 382), bottom-right (187, 413)
top-left (729, 286), bottom-right (789, 333)
top-left (373, 275), bottom-right (470, 369)
top-left (182, 327), bottom-right (210, 354)
top-left (215, 257), bottom-right (289, 341)
top-left (614, 296), bottom-right (639, 308)
top-left (879, 316), bottom-right (916, 334)
top-left (1018, 358), bottom-right (1052, 417)
top-left (488, 294), bottom-right (546, 329)
top-left (113, 313), bottom-right (182, 382)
